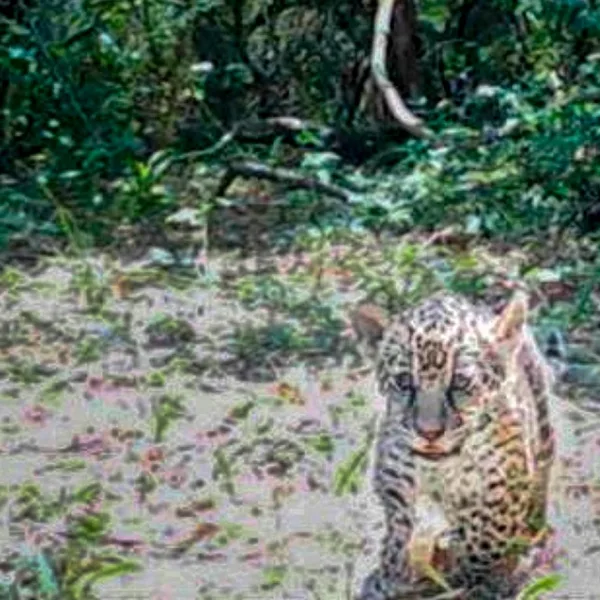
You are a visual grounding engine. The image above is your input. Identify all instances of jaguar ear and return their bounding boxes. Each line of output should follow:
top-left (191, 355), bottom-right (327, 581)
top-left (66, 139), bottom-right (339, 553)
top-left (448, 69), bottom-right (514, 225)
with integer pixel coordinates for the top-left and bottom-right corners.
top-left (492, 291), bottom-right (528, 348)
top-left (350, 303), bottom-right (389, 354)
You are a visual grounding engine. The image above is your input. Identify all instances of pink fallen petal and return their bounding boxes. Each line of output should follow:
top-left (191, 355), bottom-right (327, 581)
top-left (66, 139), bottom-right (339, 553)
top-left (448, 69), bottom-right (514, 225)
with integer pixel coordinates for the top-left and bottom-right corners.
top-left (71, 432), bottom-right (111, 456)
top-left (22, 404), bottom-right (51, 425)
top-left (161, 467), bottom-right (188, 489)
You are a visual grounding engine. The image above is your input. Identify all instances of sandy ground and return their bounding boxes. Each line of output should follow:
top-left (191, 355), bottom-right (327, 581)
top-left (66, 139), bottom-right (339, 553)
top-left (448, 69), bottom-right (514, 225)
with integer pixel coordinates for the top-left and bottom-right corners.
top-left (0, 257), bottom-right (598, 599)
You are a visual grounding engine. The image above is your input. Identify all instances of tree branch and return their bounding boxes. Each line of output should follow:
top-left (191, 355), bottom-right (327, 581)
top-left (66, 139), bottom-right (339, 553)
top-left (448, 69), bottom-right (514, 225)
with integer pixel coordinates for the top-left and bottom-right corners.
top-left (216, 159), bottom-right (353, 202)
top-left (370, 0), bottom-right (432, 138)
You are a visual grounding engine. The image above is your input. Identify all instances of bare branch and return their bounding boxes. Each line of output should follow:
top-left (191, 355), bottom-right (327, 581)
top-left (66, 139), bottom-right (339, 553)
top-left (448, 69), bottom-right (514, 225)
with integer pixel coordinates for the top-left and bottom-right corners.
top-left (216, 159), bottom-right (353, 202)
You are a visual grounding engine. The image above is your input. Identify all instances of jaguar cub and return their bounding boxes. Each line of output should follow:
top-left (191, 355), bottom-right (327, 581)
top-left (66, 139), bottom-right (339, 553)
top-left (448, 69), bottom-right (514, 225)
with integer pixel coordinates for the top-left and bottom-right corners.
top-left (352, 292), bottom-right (556, 599)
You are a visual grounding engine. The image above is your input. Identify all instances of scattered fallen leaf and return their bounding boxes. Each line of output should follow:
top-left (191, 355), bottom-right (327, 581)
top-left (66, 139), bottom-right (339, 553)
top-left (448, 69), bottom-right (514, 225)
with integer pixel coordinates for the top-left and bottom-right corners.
top-left (275, 382), bottom-right (305, 405)
top-left (175, 499), bottom-right (217, 518)
top-left (22, 404), bottom-right (51, 425)
top-left (239, 550), bottom-right (264, 563)
top-left (193, 522), bottom-right (221, 541)
top-left (196, 552), bottom-right (227, 562)
top-left (111, 274), bottom-right (131, 299)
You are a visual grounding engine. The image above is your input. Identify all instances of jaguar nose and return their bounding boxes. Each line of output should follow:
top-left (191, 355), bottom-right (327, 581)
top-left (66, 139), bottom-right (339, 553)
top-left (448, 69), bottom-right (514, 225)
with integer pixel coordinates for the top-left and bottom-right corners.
top-left (418, 427), bottom-right (444, 441)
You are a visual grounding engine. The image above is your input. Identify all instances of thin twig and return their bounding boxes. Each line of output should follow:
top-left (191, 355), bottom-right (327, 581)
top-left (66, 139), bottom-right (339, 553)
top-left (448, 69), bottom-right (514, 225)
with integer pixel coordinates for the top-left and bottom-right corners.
top-left (171, 128), bottom-right (241, 163)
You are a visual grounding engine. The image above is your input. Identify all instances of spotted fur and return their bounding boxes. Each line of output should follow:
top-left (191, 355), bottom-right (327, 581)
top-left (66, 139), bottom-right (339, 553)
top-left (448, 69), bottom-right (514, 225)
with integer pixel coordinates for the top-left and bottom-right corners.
top-left (353, 292), bottom-right (556, 599)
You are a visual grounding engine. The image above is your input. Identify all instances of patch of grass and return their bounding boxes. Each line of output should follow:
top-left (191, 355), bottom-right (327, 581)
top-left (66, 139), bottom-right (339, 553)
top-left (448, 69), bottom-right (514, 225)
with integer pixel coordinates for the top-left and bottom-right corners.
top-left (212, 447), bottom-right (238, 498)
top-left (69, 263), bottom-right (112, 313)
top-left (6, 357), bottom-right (55, 385)
top-left (73, 336), bottom-right (106, 364)
top-left (151, 393), bottom-right (188, 443)
top-left (40, 378), bottom-right (72, 406)
top-left (214, 522), bottom-right (248, 547)
top-left (40, 458), bottom-right (87, 474)
top-left (3, 482), bottom-right (139, 599)
top-left (305, 432), bottom-right (336, 458)
top-left (145, 370), bottom-right (166, 387)
top-left (228, 400), bottom-right (256, 420)
top-left (0, 267), bottom-right (25, 291)
top-left (145, 313), bottom-right (196, 346)
top-left (260, 565), bottom-right (287, 590)
top-left (71, 557), bottom-right (143, 600)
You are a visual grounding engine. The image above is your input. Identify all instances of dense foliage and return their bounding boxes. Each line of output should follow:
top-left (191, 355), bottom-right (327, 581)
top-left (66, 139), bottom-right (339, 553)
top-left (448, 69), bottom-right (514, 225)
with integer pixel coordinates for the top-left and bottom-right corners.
top-left (0, 0), bottom-right (599, 248)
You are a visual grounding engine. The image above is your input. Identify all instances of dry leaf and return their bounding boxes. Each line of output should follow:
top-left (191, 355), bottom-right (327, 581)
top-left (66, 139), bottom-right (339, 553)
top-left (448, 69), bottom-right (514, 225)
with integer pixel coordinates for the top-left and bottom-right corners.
top-left (275, 382), bottom-right (305, 405)
top-left (111, 274), bottom-right (131, 299)
top-left (193, 522), bottom-right (220, 541)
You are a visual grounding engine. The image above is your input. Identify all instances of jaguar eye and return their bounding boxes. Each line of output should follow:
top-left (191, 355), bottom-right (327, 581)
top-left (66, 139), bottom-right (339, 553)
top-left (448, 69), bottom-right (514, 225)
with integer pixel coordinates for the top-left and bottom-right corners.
top-left (447, 387), bottom-right (470, 407)
top-left (394, 373), bottom-right (414, 393)
top-left (452, 372), bottom-right (472, 392)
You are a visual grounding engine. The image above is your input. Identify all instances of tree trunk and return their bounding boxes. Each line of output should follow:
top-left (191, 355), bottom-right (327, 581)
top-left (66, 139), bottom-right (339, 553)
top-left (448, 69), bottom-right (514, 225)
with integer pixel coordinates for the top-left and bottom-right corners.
top-left (343, 0), bottom-right (426, 137)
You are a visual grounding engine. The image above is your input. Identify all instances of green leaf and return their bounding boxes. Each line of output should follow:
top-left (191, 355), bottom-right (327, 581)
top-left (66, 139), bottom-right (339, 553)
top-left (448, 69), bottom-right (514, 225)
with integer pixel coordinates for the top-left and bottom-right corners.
top-left (516, 573), bottom-right (563, 600)
top-left (70, 557), bottom-right (142, 599)
top-left (261, 565), bottom-right (287, 590)
top-left (333, 422), bottom-right (376, 496)
top-left (72, 482), bottom-right (103, 505)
